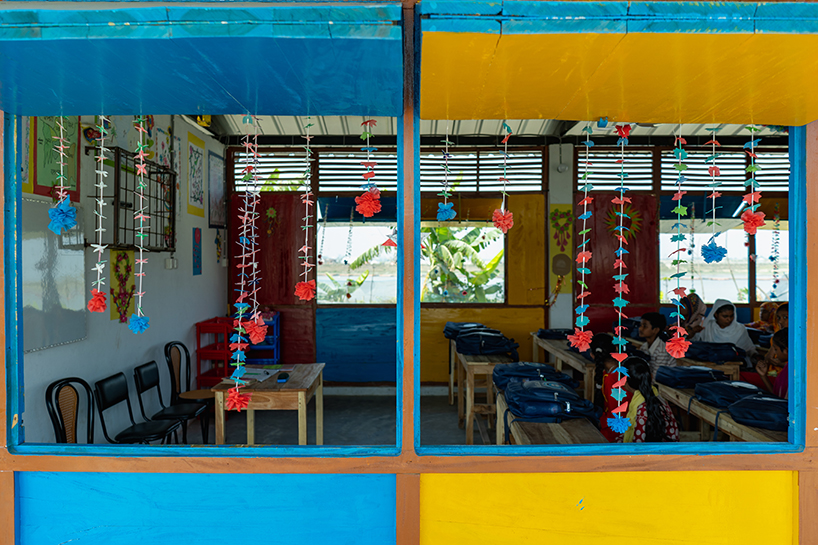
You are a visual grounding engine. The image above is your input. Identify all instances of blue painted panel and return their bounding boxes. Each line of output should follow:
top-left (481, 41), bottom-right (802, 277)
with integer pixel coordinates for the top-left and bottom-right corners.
top-left (503, 1), bottom-right (628, 19)
top-left (0, 7), bottom-right (402, 116)
top-left (421, 18), bottom-right (500, 34)
top-left (788, 125), bottom-right (806, 445)
top-left (502, 19), bottom-right (626, 34)
top-left (417, 0), bottom-right (502, 16)
top-left (316, 307), bottom-right (397, 382)
top-left (757, 3), bottom-right (818, 34)
top-left (627, 2), bottom-right (756, 34)
top-left (17, 472), bottom-right (396, 545)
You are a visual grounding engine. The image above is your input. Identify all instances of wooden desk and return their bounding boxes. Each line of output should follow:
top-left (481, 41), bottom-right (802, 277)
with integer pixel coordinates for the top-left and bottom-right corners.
top-left (530, 335), bottom-right (595, 401)
top-left (657, 383), bottom-right (786, 442)
top-left (625, 337), bottom-right (742, 381)
top-left (212, 363), bottom-right (324, 446)
top-left (454, 340), bottom-right (513, 445)
top-left (496, 392), bottom-right (607, 445)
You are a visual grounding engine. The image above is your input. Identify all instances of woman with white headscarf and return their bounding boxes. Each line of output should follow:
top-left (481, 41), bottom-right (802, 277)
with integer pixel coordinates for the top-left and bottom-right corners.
top-left (693, 299), bottom-right (757, 358)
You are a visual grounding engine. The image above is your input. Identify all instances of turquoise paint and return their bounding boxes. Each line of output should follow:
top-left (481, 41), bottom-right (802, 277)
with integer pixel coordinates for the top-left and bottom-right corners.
top-left (16, 472), bottom-right (397, 545)
top-left (788, 125), bottom-right (806, 446)
top-left (316, 308), bottom-right (397, 383)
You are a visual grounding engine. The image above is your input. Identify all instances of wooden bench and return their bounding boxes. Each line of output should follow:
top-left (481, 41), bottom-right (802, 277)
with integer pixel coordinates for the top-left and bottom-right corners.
top-left (657, 383), bottom-right (787, 442)
top-left (454, 340), bottom-right (513, 445)
top-left (626, 337), bottom-right (742, 381)
top-left (530, 335), bottom-right (595, 400)
top-left (495, 392), bottom-right (607, 445)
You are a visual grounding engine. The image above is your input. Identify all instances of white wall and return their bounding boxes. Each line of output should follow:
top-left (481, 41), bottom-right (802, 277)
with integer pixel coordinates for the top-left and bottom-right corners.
top-left (22, 115), bottom-right (228, 444)
top-left (548, 143), bottom-right (575, 329)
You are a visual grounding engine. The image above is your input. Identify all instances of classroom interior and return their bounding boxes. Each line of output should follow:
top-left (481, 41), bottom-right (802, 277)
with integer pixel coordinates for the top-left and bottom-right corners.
top-left (18, 113), bottom-right (792, 448)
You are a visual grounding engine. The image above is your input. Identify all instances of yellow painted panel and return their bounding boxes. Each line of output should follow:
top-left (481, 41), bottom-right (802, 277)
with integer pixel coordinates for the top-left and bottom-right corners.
top-left (421, 31), bottom-right (818, 125)
top-left (507, 194), bottom-right (545, 306)
top-left (421, 307), bottom-right (544, 382)
top-left (420, 472), bottom-right (796, 545)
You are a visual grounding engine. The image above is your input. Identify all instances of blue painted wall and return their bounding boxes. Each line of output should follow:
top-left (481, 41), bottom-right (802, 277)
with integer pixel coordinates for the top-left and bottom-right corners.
top-left (316, 307), bottom-right (397, 382)
top-left (16, 472), bottom-right (397, 544)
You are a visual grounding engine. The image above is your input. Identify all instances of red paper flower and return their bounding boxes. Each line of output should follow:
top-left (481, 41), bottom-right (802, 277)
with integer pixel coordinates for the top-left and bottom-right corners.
top-left (355, 188), bottom-right (382, 217)
top-left (708, 166), bottom-right (721, 177)
top-left (576, 251), bottom-right (592, 263)
top-left (666, 335), bottom-right (691, 358)
top-left (567, 328), bottom-right (593, 352)
top-left (245, 321), bottom-right (268, 345)
top-left (741, 210), bottom-right (766, 235)
top-left (492, 209), bottom-right (514, 233)
top-left (295, 280), bottom-right (316, 301)
top-left (226, 387), bottom-right (252, 412)
top-left (87, 289), bottom-right (107, 313)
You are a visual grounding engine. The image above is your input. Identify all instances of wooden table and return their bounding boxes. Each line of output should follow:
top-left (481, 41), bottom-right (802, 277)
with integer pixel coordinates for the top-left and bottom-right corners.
top-left (530, 335), bottom-right (596, 401)
top-left (625, 337), bottom-right (742, 380)
top-left (454, 340), bottom-right (513, 445)
top-left (212, 363), bottom-right (324, 445)
top-left (657, 383), bottom-right (786, 442)
top-left (496, 392), bottom-right (607, 445)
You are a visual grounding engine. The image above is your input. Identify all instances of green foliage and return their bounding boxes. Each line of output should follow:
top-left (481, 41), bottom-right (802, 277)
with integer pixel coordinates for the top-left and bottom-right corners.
top-left (317, 270), bottom-right (370, 302)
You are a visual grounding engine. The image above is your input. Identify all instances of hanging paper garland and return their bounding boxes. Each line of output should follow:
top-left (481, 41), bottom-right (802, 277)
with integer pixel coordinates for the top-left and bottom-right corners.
top-left (770, 202), bottom-right (780, 299)
top-left (128, 117), bottom-right (151, 334)
top-left (47, 116), bottom-right (78, 235)
top-left (245, 121), bottom-right (267, 345)
top-left (608, 123), bottom-right (632, 435)
top-left (742, 126), bottom-right (765, 235)
top-left (492, 123), bottom-right (514, 233)
top-left (87, 115), bottom-right (110, 313)
top-left (666, 126), bottom-right (691, 358)
top-left (356, 119), bottom-right (381, 218)
top-left (701, 127), bottom-right (726, 264)
top-left (294, 118), bottom-right (316, 301)
top-left (567, 124), bottom-right (594, 353)
top-left (437, 122), bottom-right (457, 221)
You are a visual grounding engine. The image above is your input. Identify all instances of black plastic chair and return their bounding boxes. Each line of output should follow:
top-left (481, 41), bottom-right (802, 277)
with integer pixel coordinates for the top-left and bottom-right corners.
top-left (134, 361), bottom-right (206, 444)
top-left (165, 341), bottom-right (214, 443)
top-left (45, 377), bottom-right (94, 444)
top-left (94, 372), bottom-right (180, 444)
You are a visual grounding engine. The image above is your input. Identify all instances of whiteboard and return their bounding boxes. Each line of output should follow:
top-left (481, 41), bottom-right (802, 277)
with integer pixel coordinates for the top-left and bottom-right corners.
top-left (22, 197), bottom-right (86, 353)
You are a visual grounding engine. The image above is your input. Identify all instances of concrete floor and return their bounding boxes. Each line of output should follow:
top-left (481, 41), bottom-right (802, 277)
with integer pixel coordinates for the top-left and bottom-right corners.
top-left (184, 394), bottom-right (483, 446)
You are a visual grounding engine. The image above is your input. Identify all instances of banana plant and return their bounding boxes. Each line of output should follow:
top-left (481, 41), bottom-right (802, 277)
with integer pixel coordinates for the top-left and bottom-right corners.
top-left (317, 270), bottom-right (370, 302)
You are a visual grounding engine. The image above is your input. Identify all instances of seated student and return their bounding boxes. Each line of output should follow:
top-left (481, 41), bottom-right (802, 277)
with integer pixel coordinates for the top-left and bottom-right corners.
top-left (692, 298), bottom-right (758, 360)
top-left (752, 328), bottom-right (789, 399)
top-left (746, 302), bottom-right (778, 335)
top-left (638, 312), bottom-right (677, 377)
top-left (680, 292), bottom-right (707, 337)
top-left (590, 333), bottom-right (632, 442)
top-left (776, 303), bottom-right (789, 331)
top-left (620, 357), bottom-right (680, 443)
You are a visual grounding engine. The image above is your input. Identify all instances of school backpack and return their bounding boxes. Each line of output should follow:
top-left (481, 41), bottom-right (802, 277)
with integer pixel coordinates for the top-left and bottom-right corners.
top-left (443, 322), bottom-right (490, 340)
top-left (536, 328), bottom-right (574, 340)
top-left (492, 361), bottom-right (579, 391)
top-left (694, 381), bottom-right (765, 409)
top-left (728, 394), bottom-right (789, 432)
top-left (685, 342), bottom-right (747, 364)
top-left (655, 365), bottom-right (727, 389)
top-left (503, 380), bottom-right (598, 442)
top-left (455, 329), bottom-right (520, 361)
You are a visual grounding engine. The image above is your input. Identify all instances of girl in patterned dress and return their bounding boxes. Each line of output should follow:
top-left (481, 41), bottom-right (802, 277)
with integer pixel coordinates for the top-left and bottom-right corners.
top-left (620, 357), bottom-right (679, 443)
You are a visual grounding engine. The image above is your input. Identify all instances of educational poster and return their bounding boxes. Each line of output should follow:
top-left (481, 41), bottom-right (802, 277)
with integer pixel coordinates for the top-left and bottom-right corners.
top-left (187, 132), bottom-right (205, 217)
top-left (32, 116), bottom-right (81, 202)
top-left (21, 116), bottom-right (33, 194)
top-left (549, 204), bottom-right (573, 294)
top-left (110, 250), bottom-right (136, 323)
top-left (155, 125), bottom-right (172, 169)
top-left (193, 227), bottom-right (202, 276)
top-left (108, 115), bottom-right (136, 151)
top-left (208, 151), bottom-right (226, 228)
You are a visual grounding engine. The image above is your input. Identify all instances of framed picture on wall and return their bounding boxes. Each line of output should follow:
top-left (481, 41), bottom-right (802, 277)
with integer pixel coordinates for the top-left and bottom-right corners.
top-left (31, 116), bottom-right (82, 202)
top-left (208, 151), bottom-right (226, 228)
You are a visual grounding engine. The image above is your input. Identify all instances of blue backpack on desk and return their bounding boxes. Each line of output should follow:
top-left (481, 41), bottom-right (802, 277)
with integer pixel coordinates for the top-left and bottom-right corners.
top-left (655, 366), bottom-right (727, 388)
top-left (536, 328), bottom-right (574, 340)
top-left (728, 394), bottom-right (789, 432)
top-left (492, 362), bottom-right (579, 391)
top-left (694, 381), bottom-right (765, 409)
top-left (443, 322), bottom-right (489, 340)
top-left (455, 329), bottom-right (520, 361)
top-left (685, 342), bottom-right (746, 364)
top-left (503, 380), bottom-right (598, 442)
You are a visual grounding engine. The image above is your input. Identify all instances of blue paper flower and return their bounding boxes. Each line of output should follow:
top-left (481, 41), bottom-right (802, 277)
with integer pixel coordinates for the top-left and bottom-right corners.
top-left (613, 366), bottom-right (629, 376)
top-left (575, 315), bottom-right (590, 328)
top-left (128, 315), bottom-right (150, 334)
top-left (701, 242), bottom-right (727, 264)
top-left (611, 388), bottom-right (627, 402)
top-left (436, 202), bottom-right (457, 221)
top-left (48, 197), bottom-right (78, 235)
top-left (608, 415), bottom-right (631, 434)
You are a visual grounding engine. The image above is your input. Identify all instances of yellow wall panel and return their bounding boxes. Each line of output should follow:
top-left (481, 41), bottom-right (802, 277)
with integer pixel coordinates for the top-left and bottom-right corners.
top-left (421, 307), bottom-right (544, 382)
top-left (507, 194), bottom-right (545, 306)
top-left (420, 472), bottom-right (797, 545)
